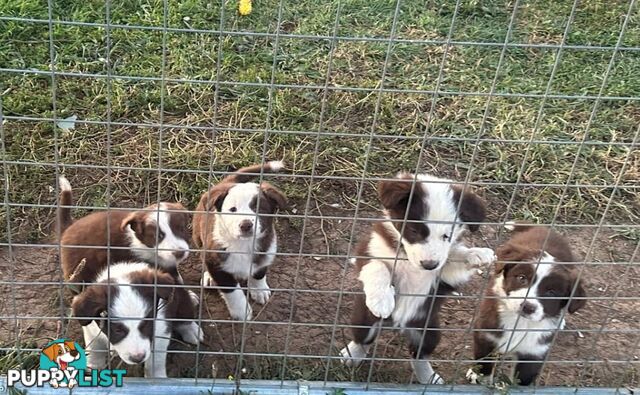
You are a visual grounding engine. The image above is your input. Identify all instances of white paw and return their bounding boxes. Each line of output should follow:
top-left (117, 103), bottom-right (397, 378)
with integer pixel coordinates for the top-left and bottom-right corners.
top-left (365, 286), bottom-right (395, 318)
top-left (188, 290), bottom-right (200, 306)
top-left (466, 368), bottom-right (480, 384)
top-left (430, 372), bottom-right (444, 384)
top-left (201, 271), bottom-right (214, 287)
top-left (412, 360), bottom-right (444, 385)
top-left (180, 322), bottom-right (204, 344)
top-left (249, 285), bottom-right (271, 305)
top-left (466, 247), bottom-right (496, 267)
top-left (466, 368), bottom-right (492, 385)
top-left (339, 341), bottom-right (368, 368)
top-left (229, 303), bottom-right (253, 321)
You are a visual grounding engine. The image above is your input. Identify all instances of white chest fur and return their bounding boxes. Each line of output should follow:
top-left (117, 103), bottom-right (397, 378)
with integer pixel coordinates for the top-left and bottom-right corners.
top-left (488, 308), bottom-right (563, 357)
top-left (391, 261), bottom-right (438, 327)
top-left (217, 235), bottom-right (277, 280)
top-left (366, 230), bottom-right (440, 327)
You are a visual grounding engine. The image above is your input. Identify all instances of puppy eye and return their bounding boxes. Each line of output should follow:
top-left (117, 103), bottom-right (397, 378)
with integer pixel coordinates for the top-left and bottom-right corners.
top-left (110, 326), bottom-right (124, 335)
top-left (229, 207), bottom-right (237, 213)
top-left (442, 234), bottom-right (449, 241)
top-left (516, 274), bottom-right (528, 284)
top-left (158, 231), bottom-right (165, 241)
top-left (545, 290), bottom-right (558, 297)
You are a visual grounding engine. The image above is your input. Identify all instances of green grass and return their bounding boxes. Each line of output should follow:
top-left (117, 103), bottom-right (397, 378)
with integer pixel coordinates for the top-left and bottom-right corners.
top-left (0, 0), bottom-right (639, 245)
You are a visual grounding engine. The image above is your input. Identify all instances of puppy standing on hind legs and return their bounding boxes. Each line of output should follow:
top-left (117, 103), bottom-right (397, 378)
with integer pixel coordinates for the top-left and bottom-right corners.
top-left (192, 161), bottom-right (287, 321)
top-left (339, 173), bottom-right (496, 384)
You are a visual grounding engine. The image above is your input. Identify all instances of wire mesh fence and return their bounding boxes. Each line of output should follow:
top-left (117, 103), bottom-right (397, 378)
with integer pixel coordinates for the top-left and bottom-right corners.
top-left (1, 0), bottom-right (639, 393)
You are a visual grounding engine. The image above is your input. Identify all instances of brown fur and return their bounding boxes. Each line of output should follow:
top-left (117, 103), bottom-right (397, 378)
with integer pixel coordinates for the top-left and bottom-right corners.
top-left (59, 198), bottom-right (190, 288)
top-left (192, 167), bottom-right (286, 275)
top-left (71, 269), bottom-right (176, 326)
top-left (473, 226), bottom-right (587, 384)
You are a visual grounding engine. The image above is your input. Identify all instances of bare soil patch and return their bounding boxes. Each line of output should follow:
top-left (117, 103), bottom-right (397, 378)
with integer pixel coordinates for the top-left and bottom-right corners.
top-left (0, 201), bottom-right (638, 387)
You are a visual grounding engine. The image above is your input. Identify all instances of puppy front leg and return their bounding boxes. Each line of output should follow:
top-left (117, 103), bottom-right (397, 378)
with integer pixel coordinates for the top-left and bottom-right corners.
top-left (82, 322), bottom-right (109, 370)
top-left (359, 261), bottom-right (395, 319)
top-left (144, 334), bottom-right (170, 378)
top-left (207, 269), bottom-right (253, 320)
top-left (450, 244), bottom-right (496, 267)
top-left (248, 266), bottom-right (271, 305)
top-left (222, 286), bottom-right (253, 321)
top-left (442, 244), bottom-right (495, 286)
top-left (515, 353), bottom-right (544, 385)
top-left (467, 334), bottom-right (496, 384)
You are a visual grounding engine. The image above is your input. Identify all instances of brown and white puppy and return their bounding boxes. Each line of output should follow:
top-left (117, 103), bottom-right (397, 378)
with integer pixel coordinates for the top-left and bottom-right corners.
top-left (57, 176), bottom-right (191, 287)
top-left (72, 262), bottom-right (201, 378)
top-left (193, 161), bottom-right (287, 321)
top-left (469, 223), bottom-right (587, 386)
top-left (339, 173), bottom-right (495, 384)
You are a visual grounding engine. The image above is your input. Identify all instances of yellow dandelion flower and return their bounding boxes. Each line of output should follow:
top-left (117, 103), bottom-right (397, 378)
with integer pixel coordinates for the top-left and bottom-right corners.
top-left (239, 0), bottom-right (252, 16)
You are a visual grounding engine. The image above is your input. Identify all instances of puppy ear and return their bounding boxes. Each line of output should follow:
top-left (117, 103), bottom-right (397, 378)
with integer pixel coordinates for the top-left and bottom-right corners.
top-left (131, 270), bottom-right (176, 301)
top-left (495, 244), bottom-right (525, 275)
top-left (567, 277), bottom-right (587, 314)
top-left (204, 185), bottom-right (230, 212)
top-left (121, 211), bottom-right (145, 233)
top-left (155, 271), bottom-right (176, 301)
top-left (452, 187), bottom-right (486, 232)
top-left (377, 179), bottom-right (413, 210)
top-left (261, 182), bottom-right (287, 210)
top-left (72, 284), bottom-right (111, 326)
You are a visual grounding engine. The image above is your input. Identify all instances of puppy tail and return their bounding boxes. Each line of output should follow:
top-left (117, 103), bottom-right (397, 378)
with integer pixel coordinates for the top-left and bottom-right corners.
top-left (58, 176), bottom-right (74, 235)
top-left (223, 160), bottom-right (285, 183)
top-left (504, 221), bottom-right (534, 232)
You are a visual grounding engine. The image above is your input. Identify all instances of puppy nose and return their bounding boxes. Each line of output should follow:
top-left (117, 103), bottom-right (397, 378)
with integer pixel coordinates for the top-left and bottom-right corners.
top-left (420, 260), bottom-right (439, 270)
top-left (70, 349), bottom-right (78, 357)
top-left (172, 249), bottom-right (187, 260)
top-left (129, 352), bottom-right (146, 364)
top-left (520, 302), bottom-right (537, 316)
top-left (240, 220), bottom-right (253, 233)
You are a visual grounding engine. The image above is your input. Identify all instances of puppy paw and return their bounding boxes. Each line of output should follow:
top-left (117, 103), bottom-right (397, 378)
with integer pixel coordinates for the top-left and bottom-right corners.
top-left (466, 368), bottom-right (480, 384)
top-left (249, 285), bottom-right (271, 305)
top-left (430, 372), bottom-right (444, 385)
top-left (466, 247), bottom-right (496, 267)
top-left (339, 341), bottom-right (368, 368)
top-left (201, 271), bottom-right (214, 287)
top-left (412, 359), bottom-right (444, 385)
top-left (365, 286), bottom-right (395, 319)
top-left (180, 322), bottom-right (204, 344)
top-left (188, 290), bottom-right (200, 307)
top-left (229, 303), bottom-right (253, 321)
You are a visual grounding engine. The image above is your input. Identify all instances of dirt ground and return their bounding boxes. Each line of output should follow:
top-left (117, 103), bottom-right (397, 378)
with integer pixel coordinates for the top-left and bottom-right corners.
top-left (1, 200), bottom-right (638, 388)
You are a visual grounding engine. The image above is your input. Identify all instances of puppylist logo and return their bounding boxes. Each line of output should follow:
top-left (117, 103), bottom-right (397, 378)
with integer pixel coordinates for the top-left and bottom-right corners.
top-left (6, 339), bottom-right (126, 389)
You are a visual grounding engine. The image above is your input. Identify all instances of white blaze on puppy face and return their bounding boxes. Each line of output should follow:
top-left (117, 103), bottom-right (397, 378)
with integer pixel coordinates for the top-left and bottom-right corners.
top-left (384, 176), bottom-right (469, 271)
top-left (126, 203), bottom-right (190, 268)
top-left (493, 253), bottom-right (555, 322)
top-left (107, 285), bottom-right (154, 365)
top-left (216, 183), bottom-right (263, 239)
top-left (154, 205), bottom-right (190, 265)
